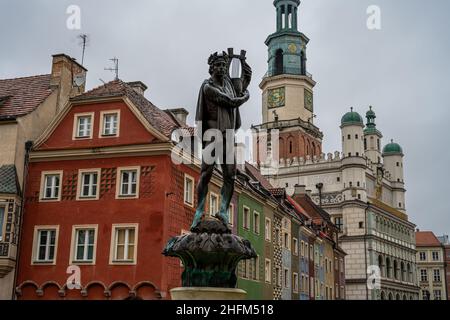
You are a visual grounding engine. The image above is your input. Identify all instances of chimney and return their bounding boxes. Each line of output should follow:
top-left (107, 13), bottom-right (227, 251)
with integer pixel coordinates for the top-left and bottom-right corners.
top-left (294, 184), bottom-right (306, 196)
top-left (50, 54), bottom-right (87, 111)
top-left (168, 108), bottom-right (189, 125)
top-left (127, 81), bottom-right (148, 95)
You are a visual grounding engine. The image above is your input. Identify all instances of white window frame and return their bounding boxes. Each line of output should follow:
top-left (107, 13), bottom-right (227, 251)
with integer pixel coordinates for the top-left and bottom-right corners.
top-left (99, 110), bottom-right (120, 137)
top-left (253, 211), bottom-right (260, 235)
top-left (110, 223), bottom-right (139, 265)
top-left (73, 112), bottom-right (94, 139)
top-left (77, 169), bottom-right (101, 200)
top-left (293, 272), bottom-right (299, 293)
top-left (70, 225), bottom-right (98, 264)
top-left (433, 269), bottom-right (441, 282)
top-left (419, 251), bottom-right (426, 261)
top-left (243, 205), bottom-right (250, 230)
top-left (31, 225), bottom-right (59, 265)
top-left (432, 251), bottom-right (439, 261)
top-left (293, 238), bottom-right (298, 256)
top-left (433, 290), bottom-right (442, 300)
top-left (420, 269), bottom-right (428, 282)
top-left (265, 217), bottom-right (271, 242)
top-left (209, 192), bottom-right (219, 216)
top-left (116, 167), bottom-right (140, 199)
top-left (40, 171), bottom-right (63, 202)
top-left (183, 174), bottom-right (195, 207)
top-left (284, 268), bottom-right (289, 288)
top-left (265, 258), bottom-right (271, 283)
top-left (275, 267), bottom-right (282, 287)
top-left (227, 203), bottom-right (234, 226)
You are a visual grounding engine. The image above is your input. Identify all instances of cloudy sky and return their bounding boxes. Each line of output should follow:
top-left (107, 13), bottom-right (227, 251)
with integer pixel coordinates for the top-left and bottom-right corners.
top-left (1, 0), bottom-right (449, 235)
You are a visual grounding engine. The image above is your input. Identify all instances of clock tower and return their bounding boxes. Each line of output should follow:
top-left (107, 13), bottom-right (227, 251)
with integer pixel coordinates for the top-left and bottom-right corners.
top-left (254, 0), bottom-right (323, 164)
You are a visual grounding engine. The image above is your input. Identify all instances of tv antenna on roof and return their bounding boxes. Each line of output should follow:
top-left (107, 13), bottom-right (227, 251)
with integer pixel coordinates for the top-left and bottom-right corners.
top-left (105, 57), bottom-right (119, 80)
top-left (78, 34), bottom-right (89, 66)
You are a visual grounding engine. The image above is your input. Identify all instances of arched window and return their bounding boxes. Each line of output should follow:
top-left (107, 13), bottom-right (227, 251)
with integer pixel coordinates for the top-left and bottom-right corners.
top-left (289, 140), bottom-right (293, 154)
top-left (407, 263), bottom-right (411, 283)
top-left (393, 260), bottom-right (398, 280)
top-left (386, 257), bottom-right (392, 278)
top-left (396, 293), bottom-right (401, 300)
top-left (380, 291), bottom-right (386, 300)
top-left (378, 255), bottom-right (384, 277)
top-left (311, 142), bottom-right (316, 156)
top-left (401, 262), bottom-right (406, 282)
top-left (275, 49), bottom-right (284, 75)
top-left (388, 292), bottom-right (393, 300)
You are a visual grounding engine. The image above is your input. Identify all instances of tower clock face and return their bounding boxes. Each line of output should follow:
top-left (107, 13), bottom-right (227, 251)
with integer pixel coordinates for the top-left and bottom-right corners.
top-left (268, 87), bottom-right (285, 109)
top-left (304, 90), bottom-right (313, 112)
top-left (288, 43), bottom-right (297, 53)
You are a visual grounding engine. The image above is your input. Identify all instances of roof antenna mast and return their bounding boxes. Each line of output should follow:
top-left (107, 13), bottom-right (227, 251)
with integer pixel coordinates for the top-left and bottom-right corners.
top-left (105, 57), bottom-right (119, 80)
top-left (78, 34), bottom-right (89, 66)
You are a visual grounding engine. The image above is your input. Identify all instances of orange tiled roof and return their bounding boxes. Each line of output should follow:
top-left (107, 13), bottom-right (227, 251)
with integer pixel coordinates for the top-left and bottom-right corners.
top-left (0, 74), bottom-right (53, 120)
top-left (415, 231), bottom-right (442, 247)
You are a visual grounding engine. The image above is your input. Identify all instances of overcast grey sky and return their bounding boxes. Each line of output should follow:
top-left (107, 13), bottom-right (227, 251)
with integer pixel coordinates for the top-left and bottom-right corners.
top-left (1, 0), bottom-right (449, 235)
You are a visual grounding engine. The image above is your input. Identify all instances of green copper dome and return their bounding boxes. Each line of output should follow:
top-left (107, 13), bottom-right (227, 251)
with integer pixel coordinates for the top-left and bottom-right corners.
top-left (341, 108), bottom-right (364, 126)
top-left (383, 140), bottom-right (403, 156)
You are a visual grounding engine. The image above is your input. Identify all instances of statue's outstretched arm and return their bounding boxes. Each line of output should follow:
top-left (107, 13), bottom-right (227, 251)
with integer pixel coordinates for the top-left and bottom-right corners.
top-left (204, 84), bottom-right (249, 109)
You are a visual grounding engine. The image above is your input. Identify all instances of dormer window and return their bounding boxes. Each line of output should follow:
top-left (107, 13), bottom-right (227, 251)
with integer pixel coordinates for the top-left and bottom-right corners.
top-left (73, 113), bottom-right (94, 139)
top-left (100, 110), bottom-right (120, 137)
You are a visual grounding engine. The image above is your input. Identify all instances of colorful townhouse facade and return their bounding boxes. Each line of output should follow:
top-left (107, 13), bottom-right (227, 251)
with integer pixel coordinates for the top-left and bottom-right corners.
top-left (14, 80), bottom-right (207, 299)
top-left (416, 231), bottom-right (447, 300)
top-left (0, 54), bottom-right (86, 299)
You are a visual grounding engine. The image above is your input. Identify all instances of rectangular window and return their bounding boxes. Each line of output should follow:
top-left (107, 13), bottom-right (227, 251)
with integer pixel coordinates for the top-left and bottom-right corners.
top-left (293, 273), bottom-right (299, 293)
top-left (243, 206), bottom-right (250, 230)
top-left (265, 218), bottom-right (271, 242)
top-left (101, 112), bottom-right (119, 136)
top-left (209, 193), bottom-right (219, 216)
top-left (74, 114), bottom-right (93, 138)
top-left (0, 207), bottom-right (5, 242)
top-left (227, 204), bottom-right (234, 226)
top-left (252, 256), bottom-right (259, 281)
top-left (112, 225), bottom-right (137, 263)
top-left (433, 269), bottom-right (441, 282)
top-left (432, 251), bottom-right (439, 261)
top-left (284, 268), bottom-right (289, 288)
top-left (276, 267), bottom-right (282, 287)
top-left (283, 232), bottom-right (290, 250)
top-left (35, 229), bottom-right (57, 263)
top-left (433, 290), bottom-right (441, 300)
top-left (117, 168), bottom-right (139, 198)
top-left (73, 228), bottom-right (96, 262)
top-left (265, 259), bottom-right (271, 283)
top-left (293, 238), bottom-right (298, 256)
top-left (41, 172), bottom-right (62, 201)
top-left (79, 171), bottom-right (99, 199)
top-left (253, 211), bottom-right (260, 234)
top-left (335, 217), bottom-right (343, 232)
top-left (275, 228), bottom-right (280, 246)
top-left (420, 269), bottom-right (428, 282)
top-left (419, 251), bottom-right (426, 261)
top-left (184, 175), bottom-right (194, 206)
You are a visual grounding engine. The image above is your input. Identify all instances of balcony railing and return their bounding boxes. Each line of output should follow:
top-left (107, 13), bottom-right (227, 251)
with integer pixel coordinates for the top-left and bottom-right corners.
top-left (264, 68), bottom-right (313, 79)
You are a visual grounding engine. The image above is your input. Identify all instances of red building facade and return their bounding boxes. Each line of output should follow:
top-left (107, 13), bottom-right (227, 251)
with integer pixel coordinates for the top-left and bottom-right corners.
top-left (15, 80), bottom-right (205, 300)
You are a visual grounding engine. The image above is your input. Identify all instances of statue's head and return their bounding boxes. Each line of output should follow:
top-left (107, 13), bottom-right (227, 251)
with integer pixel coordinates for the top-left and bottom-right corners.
top-left (208, 51), bottom-right (229, 76)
